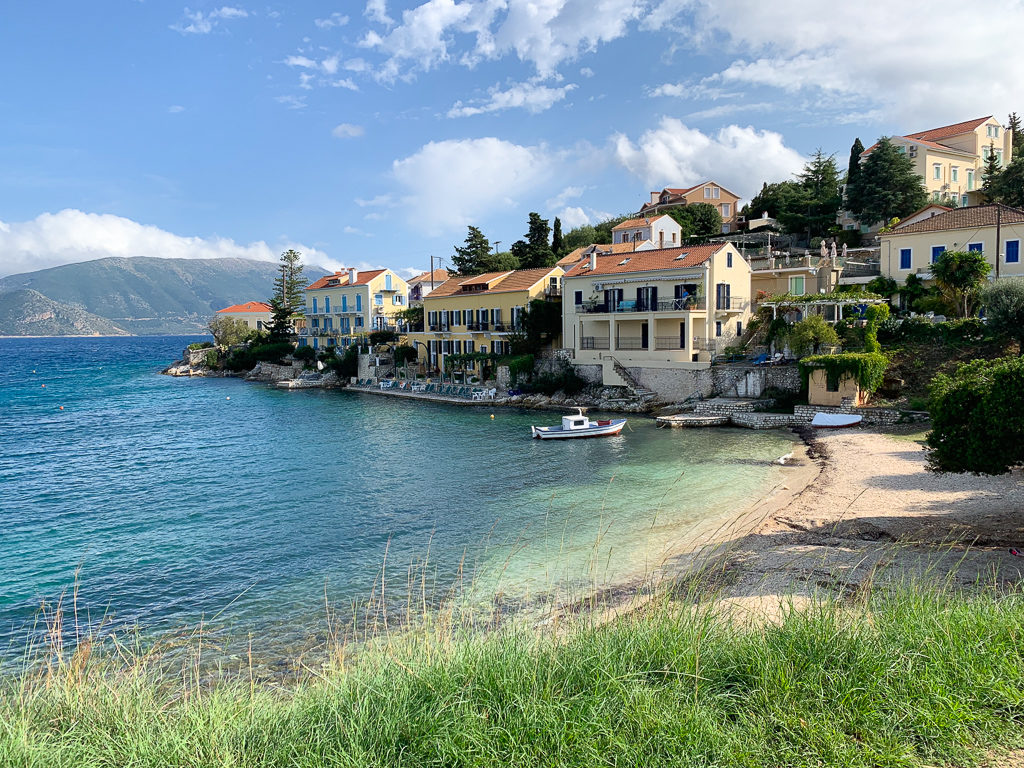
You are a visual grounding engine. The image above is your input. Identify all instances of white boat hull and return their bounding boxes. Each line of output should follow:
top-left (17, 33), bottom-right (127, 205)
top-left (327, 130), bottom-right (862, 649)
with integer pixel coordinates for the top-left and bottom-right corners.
top-left (531, 419), bottom-right (627, 439)
top-left (811, 413), bottom-right (863, 428)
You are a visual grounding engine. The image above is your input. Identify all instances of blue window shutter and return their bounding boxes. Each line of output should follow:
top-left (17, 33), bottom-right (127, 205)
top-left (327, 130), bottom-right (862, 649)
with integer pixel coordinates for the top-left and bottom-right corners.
top-left (931, 246), bottom-right (946, 263)
top-left (900, 249), bottom-right (912, 270)
top-left (1007, 240), bottom-right (1020, 263)
top-left (968, 243), bottom-right (983, 252)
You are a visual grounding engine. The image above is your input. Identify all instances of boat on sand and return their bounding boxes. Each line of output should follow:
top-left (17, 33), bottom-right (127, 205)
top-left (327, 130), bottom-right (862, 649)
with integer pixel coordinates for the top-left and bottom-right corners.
top-left (811, 412), bottom-right (863, 428)
top-left (531, 409), bottom-right (626, 440)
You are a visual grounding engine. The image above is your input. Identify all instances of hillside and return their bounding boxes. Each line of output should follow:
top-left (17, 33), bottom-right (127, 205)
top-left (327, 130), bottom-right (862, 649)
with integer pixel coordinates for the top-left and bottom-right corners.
top-left (0, 257), bottom-right (327, 335)
top-left (0, 289), bottom-right (129, 336)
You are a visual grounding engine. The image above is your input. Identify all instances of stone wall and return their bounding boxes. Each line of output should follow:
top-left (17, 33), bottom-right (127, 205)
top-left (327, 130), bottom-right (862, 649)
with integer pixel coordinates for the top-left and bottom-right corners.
top-left (765, 365), bottom-right (801, 392)
top-left (626, 366), bottom-right (715, 402)
top-left (245, 361), bottom-right (304, 382)
top-left (573, 364), bottom-right (604, 385)
top-left (793, 404), bottom-right (929, 426)
top-left (583, 362), bottom-right (803, 404)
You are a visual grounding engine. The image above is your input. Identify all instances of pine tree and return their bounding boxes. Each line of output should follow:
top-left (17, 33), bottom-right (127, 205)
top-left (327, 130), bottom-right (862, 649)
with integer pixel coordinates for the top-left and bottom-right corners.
top-left (845, 138), bottom-right (865, 214)
top-left (273, 250), bottom-right (305, 313)
top-left (791, 149), bottom-right (842, 238)
top-left (510, 212), bottom-right (555, 269)
top-left (264, 296), bottom-right (293, 341)
top-left (855, 137), bottom-right (929, 225)
top-left (551, 217), bottom-right (564, 256)
top-left (990, 157), bottom-right (1024, 208)
top-left (1008, 112), bottom-right (1023, 156)
top-left (981, 142), bottom-right (1004, 203)
top-left (452, 226), bottom-right (492, 275)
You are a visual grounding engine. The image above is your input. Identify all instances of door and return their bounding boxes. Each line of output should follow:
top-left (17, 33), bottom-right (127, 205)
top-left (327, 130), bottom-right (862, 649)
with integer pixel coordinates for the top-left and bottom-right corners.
top-left (641, 322), bottom-right (649, 350)
top-left (679, 320), bottom-right (686, 349)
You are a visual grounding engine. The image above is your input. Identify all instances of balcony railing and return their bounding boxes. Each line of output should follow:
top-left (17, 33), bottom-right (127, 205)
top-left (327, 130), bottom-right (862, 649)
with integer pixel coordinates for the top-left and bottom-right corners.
top-left (654, 337), bottom-right (686, 350)
top-left (578, 297), bottom-right (707, 314)
top-left (840, 260), bottom-right (881, 277)
top-left (715, 297), bottom-right (749, 312)
top-left (466, 322), bottom-right (489, 331)
top-left (615, 337), bottom-right (646, 350)
top-left (580, 336), bottom-right (610, 350)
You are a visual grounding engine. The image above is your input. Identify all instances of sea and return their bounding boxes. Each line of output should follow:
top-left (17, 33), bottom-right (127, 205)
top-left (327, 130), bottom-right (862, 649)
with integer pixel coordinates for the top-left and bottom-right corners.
top-left (0, 336), bottom-right (793, 666)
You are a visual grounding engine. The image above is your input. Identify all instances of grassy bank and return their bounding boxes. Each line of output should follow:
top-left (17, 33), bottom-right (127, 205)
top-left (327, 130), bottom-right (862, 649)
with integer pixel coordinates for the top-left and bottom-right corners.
top-left (2, 585), bottom-right (1023, 767)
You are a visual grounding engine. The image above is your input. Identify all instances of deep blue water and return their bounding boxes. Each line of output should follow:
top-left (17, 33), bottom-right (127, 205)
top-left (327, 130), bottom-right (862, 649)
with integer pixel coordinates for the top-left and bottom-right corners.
top-left (0, 336), bottom-right (792, 661)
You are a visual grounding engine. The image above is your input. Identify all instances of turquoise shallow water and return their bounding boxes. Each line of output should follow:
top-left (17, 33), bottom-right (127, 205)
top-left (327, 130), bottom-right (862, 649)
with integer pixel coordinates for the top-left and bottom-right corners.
top-left (0, 336), bottom-right (793, 661)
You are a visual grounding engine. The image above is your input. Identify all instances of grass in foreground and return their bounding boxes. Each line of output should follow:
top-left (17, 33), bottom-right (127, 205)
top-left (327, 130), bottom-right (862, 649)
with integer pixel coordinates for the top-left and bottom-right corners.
top-left (1, 586), bottom-right (1023, 767)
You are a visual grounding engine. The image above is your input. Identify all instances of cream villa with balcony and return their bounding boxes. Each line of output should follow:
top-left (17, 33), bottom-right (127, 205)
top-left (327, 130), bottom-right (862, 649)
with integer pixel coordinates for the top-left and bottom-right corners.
top-left (562, 244), bottom-right (752, 387)
top-left (300, 268), bottom-right (410, 349)
top-left (879, 204), bottom-right (1024, 282)
top-left (407, 267), bottom-right (563, 373)
top-left (214, 301), bottom-right (273, 331)
top-left (637, 183), bottom-right (742, 233)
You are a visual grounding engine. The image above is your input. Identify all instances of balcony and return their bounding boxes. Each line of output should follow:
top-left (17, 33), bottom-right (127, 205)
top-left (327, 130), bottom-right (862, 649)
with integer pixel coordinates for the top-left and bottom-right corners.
top-left (840, 260), bottom-right (881, 278)
top-left (580, 336), bottom-right (610, 350)
top-left (715, 297), bottom-right (749, 312)
top-left (578, 297), bottom-right (707, 314)
top-left (466, 321), bottom-right (490, 331)
top-left (615, 337), bottom-right (646, 350)
top-left (654, 337), bottom-right (686, 350)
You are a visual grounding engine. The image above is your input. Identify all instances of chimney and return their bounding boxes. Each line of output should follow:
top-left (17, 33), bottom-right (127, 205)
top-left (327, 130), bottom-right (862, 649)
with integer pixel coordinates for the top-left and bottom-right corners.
top-left (589, 252), bottom-right (597, 271)
top-left (348, 267), bottom-right (357, 284)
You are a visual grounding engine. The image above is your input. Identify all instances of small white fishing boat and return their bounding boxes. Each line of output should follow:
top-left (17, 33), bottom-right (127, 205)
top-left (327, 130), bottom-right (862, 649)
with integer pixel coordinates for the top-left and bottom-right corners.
top-left (531, 409), bottom-right (626, 440)
top-left (811, 412), bottom-right (863, 428)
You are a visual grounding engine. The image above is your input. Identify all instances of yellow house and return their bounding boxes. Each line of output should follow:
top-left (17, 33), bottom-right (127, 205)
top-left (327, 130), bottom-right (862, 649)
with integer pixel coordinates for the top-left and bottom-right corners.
top-left (637, 182), bottom-right (742, 233)
top-left (407, 267), bottom-right (563, 373)
top-left (749, 254), bottom-right (842, 305)
top-left (879, 204), bottom-right (1024, 282)
top-left (562, 243), bottom-right (752, 385)
top-left (300, 268), bottom-right (410, 349)
top-left (862, 116), bottom-right (1014, 207)
top-left (215, 301), bottom-right (273, 331)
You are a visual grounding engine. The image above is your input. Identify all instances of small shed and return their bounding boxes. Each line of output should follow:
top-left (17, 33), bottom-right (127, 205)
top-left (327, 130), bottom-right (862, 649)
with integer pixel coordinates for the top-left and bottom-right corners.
top-left (807, 368), bottom-right (866, 407)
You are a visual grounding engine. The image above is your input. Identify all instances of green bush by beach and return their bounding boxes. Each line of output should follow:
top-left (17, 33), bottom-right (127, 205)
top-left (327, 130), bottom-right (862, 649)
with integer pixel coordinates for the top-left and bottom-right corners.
top-left (3, 586), bottom-right (1023, 767)
top-left (224, 342), bottom-right (294, 372)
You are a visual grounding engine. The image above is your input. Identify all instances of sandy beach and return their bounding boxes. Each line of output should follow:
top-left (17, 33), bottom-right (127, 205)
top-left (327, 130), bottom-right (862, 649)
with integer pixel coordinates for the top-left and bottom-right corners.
top-left (680, 427), bottom-right (1024, 619)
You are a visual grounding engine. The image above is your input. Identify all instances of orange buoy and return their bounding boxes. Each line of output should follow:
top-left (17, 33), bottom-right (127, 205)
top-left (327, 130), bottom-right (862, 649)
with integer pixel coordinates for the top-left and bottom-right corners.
top-left (59, 406), bottom-right (64, 411)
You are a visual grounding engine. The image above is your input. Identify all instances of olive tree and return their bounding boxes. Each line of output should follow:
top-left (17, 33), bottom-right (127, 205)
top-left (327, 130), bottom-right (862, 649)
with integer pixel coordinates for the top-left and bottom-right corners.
top-left (981, 277), bottom-right (1024, 354)
top-left (207, 316), bottom-right (253, 346)
top-left (931, 250), bottom-right (991, 318)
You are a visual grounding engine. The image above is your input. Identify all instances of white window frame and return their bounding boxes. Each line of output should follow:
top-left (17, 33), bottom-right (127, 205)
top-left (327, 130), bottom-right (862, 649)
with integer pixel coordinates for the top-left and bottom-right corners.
top-left (789, 276), bottom-right (805, 295)
top-left (899, 248), bottom-right (912, 271)
top-left (933, 164), bottom-right (941, 180)
top-left (1006, 239), bottom-right (1021, 264)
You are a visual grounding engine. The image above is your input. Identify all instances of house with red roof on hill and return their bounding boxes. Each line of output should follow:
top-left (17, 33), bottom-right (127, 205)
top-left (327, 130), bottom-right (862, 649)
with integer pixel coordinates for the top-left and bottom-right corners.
top-left (300, 267), bottom-right (410, 349)
top-left (637, 183), bottom-right (742, 233)
top-left (215, 301), bottom-right (273, 332)
top-left (861, 116), bottom-right (1014, 209)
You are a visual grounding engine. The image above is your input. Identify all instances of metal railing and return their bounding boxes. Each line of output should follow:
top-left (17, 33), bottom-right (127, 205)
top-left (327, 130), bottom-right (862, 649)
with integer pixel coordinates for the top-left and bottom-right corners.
top-left (580, 336), bottom-right (610, 350)
top-left (840, 260), bottom-right (881, 277)
top-left (654, 337), bottom-right (686, 350)
top-left (615, 338), bottom-right (646, 350)
top-left (715, 297), bottom-right (749, 312)
top-left (578, 297), bottom-right (707, 314)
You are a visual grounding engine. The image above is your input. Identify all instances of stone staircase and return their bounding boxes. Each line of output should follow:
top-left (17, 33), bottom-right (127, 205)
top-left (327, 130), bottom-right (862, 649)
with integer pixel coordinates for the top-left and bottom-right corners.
top-left (604, 356), bottom-right (656, 401)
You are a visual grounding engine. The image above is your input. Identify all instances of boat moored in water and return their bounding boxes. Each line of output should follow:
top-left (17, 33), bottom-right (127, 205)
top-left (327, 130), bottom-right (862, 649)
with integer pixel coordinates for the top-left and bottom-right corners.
top-left (531, 409), bottom-right (626, 440)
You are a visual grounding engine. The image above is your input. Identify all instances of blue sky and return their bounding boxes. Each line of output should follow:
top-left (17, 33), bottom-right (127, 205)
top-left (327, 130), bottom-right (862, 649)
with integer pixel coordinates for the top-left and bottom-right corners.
top-left (1, 0), bottom-right (1021, 278)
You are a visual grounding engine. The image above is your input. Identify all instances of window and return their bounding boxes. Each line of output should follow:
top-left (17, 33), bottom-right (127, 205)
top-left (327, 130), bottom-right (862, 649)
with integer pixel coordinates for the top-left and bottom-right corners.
top-left (324, 296), bottom-right (330, 313)
top-left (703, 185), bottom-right (720, 199)
top-left (900, 248), bottom-right (912, 270)
top-left (951, 166), bottom-right (959, 182)
top-left (962, 194), bottom-right (969, 206)
top-left (736, 321), bottom-right (743, 337)
top-left (312, 297), bottom-right (318, 314)
top-left (671, 231), bottom-right (677, 244)
top-left (1007, 240), bottom-right (1021, 263)
top-left (968, 242), bottom-right (984, 253)
top-left (385, 273), bottom-right (392, 290)
top-left (932, 191), bottom-right (940, 201)
top-left (826, 376), bottom-right (839, 393)
top-left (355, 316), bottom-right (363, 327)
top-left (715, 321), bottom-right (722, 337)
top-left (392, 295), bottom-right (404, 305)
top-left (715, 283), bottom-right (731, 310)
top-left (988, 125), bottom-right (1000, 138)
top-left (931, 245), bottom-right (946, 263)
top-left (721, 203), bottom-right (731, 217)
top-left (933, 163), bottom-right (941, 180)
top-left (789, 276), bottom-right (805, 295)
top-left (374, 293), bottom-right (383, 306)
top-left (726, 251), bottom-right (733, 268)
top-left (967, 169), bottom-right (975, 191)
top-left (574, 290), bottom-right (583, 305)
top-left (356, 294), bottom-right (362, 311)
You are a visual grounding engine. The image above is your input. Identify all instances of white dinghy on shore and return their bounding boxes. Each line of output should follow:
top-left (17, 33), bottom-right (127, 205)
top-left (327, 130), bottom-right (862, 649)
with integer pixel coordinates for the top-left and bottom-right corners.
top-left (811, 412), bottom-right (863, 429)
top-left (531, 409), bottom-right (627, 440)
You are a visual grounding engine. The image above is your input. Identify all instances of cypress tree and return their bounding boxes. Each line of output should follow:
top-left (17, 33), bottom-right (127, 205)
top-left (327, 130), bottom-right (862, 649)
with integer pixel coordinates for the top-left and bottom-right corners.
top-left (551, 217), bottom-right (564, 256)
top-left (1008, 112), bottom-right (1023, 156)
top-left (845, 138), bottom-right (865, 214)
top-left (981, 142), bottom-right (1004, 203)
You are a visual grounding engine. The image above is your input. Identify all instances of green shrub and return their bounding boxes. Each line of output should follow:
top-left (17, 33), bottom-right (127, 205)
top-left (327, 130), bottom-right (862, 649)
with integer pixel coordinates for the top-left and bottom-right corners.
top-left (393, 344), bottom-right (418, 366)
top-left (799, 352), bottom-right (888, 393)
top-left (980, 276), bottom-right (1024, 352)
top-left (203, 349), bottom-right (219, 368)
top-left (787, 315), bottom-right (840, 357)
top-left (292, 345), bottom-right (316, 362)
top-left (863, 303), bottom-right (889, 353)
top-left (369, 329), bottom-right (398, 346)
top-left (225, 342), bottom-right (294, 372)
top-left (927, 356), bottom-right (1024, 474)
top-left (187, 341), bottom-right (214, 351)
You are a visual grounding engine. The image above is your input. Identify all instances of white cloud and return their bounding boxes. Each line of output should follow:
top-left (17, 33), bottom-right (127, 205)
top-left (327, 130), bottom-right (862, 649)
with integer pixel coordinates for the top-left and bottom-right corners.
top-left (171, 6), bottom-right (248, 35)
top-left (365, 0), bottom-right (395, 26)
top-left (647, 0), bottom-right (1024, 125)
top-left (275, 94), bottom-right (307, 109)
top-left (343, 225), bottom-right (374, 236)
top-left (447, 81), bottom-right (576, 117)
top-left (332, 123), bottom-right (365, 139)
top-left (557, 206), bottom-right (590, 230)
top-left (392, 137), bottom-right (554, 235)
top-left (546, 185), bottom-right (585, 210)
top-left (0, 210), bottom-right (333, 278)
top-left (355, 194), bottom-right (393, 207)
top-left (579, 67), bottom-right (594, 77)
top-left (314, 12), bottom-right (349, 29)
top-left (284, 55), bottom-right (318, 68)
top-left (167, 105), bottom-right (186, 114)
top-left (612, 119), bottom-right (805, 200)
top-left (686, 101), bottom-right (774, 121)
top-left (330, 78), bottom-right (359, 90)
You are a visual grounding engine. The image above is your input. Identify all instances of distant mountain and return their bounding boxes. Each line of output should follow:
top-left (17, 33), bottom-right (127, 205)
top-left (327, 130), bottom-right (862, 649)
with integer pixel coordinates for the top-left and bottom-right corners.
top-left (0, 257), bottom-right (329, 335)
top-left (0, 289), bottom-right (129, 337)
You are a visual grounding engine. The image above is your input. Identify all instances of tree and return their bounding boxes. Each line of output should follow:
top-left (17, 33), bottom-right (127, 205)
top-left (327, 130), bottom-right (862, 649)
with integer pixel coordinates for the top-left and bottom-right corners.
top-left (742, 180), bottom-right (804, 223)
top-left (665, 203), bottom-right (722, 242)
top-left (563, 224), bottom-right (599, 251)
top-left (452, 226), bottom-right (493, 275)
top-left (477, 250), bottom-right (520, 272)
top-left (207, 316), bottom-right (253, 346)
top-left (789, 149), bottom-right (843, 239)
top-left (787, 315), bottom-right (840, 356)
top-left (844, 138), bottom-right (865, 214)
top-left (551, 216), bottom-right (565, 256)
top-left (852, 137), bottom-right (928, 225)
top-left (263, 296), bottom-right (293, 342)
top-left (274, 249), bottom-right (305, 313)
top-left (1008, 112), bottom-right (1023, 156)
top-left (931, 250), bottom-right (991, 318)
top-left (927, 356), bottom-right (1024, 474)
top-left (981, 277), bottom-right (1024, 354)
top-left (900, 273), bottom-right (928, 311)
top-left (510, 213), bottom-right (556, 269)
top-left (981, 142), bottom-right (1003, 203)
top-left (988, 157), bottom-right (1024, 208)
top-left (510, 297), bottom-right (562, 355)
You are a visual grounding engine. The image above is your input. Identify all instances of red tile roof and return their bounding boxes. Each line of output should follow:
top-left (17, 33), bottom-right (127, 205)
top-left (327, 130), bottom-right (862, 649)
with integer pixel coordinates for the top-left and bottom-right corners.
top-left (884, 204), bottom-right (1024, 235)
top-left (305, 269), bottom-right (387, 290)
top-left (408, 269), bottom-right (450, 285)
top-left (906, 116), bottom-right (992, 143)
top-left (217, 301), bottom-right (273, 314)
top-left (425, 268), bottom-right (560, 298)
top-left (563, 244), bottom-right (725, 277)
top-left (612, 217), bottom-right (657, 230)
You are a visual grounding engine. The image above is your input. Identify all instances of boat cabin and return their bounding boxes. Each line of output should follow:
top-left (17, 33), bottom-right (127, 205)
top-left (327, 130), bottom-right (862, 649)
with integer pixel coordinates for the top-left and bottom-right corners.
top-left (563, 414), bottom-right (590, 430)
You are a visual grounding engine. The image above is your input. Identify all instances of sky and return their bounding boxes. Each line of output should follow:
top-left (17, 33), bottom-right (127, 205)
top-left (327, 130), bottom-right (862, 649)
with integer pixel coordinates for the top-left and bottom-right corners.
top-left (1, 0), bottom-right (1022, 279)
